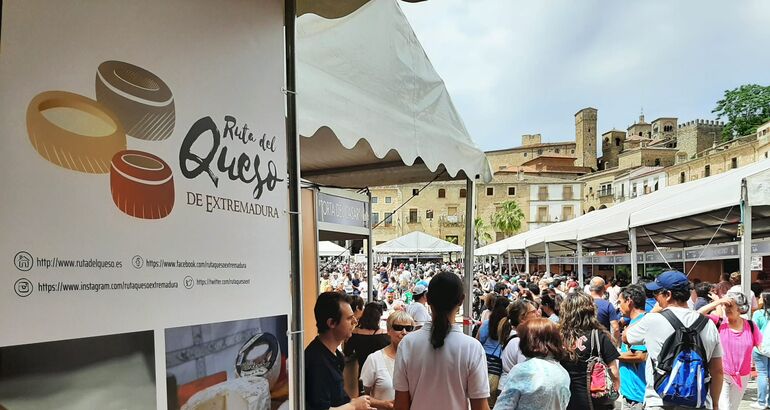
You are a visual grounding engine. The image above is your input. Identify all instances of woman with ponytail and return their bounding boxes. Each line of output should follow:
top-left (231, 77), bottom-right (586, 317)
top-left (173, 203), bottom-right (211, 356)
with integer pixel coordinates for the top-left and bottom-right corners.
top-left (393, 271), bottom-right (490, 410)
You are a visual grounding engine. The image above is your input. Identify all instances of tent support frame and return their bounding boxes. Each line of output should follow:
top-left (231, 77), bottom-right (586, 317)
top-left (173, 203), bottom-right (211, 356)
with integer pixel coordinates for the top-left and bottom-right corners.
top-left (630, 228), bottom-right (638, 284)
top-left (463, 178), bottom-right (475, 334)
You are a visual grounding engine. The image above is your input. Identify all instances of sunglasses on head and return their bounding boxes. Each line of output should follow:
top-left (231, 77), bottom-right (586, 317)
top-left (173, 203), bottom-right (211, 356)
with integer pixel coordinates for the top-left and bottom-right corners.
top-left (392, 324), bottom-right (414, 332)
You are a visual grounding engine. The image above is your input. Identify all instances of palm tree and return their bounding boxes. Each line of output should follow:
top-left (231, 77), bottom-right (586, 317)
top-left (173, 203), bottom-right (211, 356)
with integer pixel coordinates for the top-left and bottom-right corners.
top-left (474, 216), bottom-right (493, 247)
top-left (491, 200), bottom-right (525, 239)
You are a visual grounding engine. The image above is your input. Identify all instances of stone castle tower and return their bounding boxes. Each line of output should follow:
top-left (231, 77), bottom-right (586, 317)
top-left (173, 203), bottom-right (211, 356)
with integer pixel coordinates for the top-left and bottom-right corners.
top-left (601, 129), bottom-right (626, 169)
top-left (575, 107), bottom-right (598, 170)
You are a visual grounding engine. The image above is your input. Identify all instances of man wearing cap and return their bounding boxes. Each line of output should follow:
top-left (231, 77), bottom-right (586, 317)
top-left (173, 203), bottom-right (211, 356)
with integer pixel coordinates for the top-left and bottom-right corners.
top-left (624, 271), bottom-right (723, 410)
top-left (406, 284), bottom-right (431, 329)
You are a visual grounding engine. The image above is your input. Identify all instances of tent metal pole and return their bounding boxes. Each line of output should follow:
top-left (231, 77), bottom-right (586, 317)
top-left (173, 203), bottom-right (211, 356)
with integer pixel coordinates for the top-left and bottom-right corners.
top-left (577, 241), bottom-right (584, 286)
top-left (507, 250), bottom-right (512, 276)
top-left (741, 180), bottom-right (753, 301)
top-left (284, 1), bottom-right (304, 408)
top-left (463, 178), bottom-right (475, 334)
top-left (367, 191), bottom-right (373, 302)
top-left (545, 244), bottom-right (550, 275)
top-left (525, 249), bottom-right (530, 274)
top-left (630, 228), bottom-right (638, 284)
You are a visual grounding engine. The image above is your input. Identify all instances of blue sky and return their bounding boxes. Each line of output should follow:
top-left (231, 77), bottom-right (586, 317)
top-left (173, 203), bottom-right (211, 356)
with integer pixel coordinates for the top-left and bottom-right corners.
top-left (400, 0), bottom-right (770, 151)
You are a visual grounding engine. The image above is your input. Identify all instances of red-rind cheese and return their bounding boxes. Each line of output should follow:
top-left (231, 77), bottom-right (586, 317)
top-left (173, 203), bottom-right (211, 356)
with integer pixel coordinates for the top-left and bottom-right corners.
top-left (110, 150), bottom-right (174, 219)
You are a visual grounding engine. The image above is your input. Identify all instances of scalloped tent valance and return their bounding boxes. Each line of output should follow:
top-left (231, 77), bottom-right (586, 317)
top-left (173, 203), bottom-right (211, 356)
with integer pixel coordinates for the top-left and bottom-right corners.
top-left (297, 0), bottom-right (492, 188)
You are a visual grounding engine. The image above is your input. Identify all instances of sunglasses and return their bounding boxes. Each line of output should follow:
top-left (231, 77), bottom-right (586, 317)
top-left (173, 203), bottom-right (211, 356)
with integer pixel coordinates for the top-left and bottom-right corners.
top-left (392, 324), bottom-right (415, 332)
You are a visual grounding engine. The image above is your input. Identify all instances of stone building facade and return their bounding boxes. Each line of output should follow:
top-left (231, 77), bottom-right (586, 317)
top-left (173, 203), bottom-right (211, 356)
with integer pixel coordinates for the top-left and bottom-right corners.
top-left (600, 130), bottom-right (626, 169)
top-left (575, 108), bottom-right (598, 170)
top-left (675, 119), bottom-right (724, 159)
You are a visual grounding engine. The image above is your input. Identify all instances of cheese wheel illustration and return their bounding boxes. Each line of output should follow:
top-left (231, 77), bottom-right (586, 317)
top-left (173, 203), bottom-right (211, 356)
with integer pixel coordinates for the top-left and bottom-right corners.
top-left (26, 91), bottom-right (127, 173)
top-left (96, 61), bottom-right (175, 141)
top-left (110, 150), bottom-right (174, 219)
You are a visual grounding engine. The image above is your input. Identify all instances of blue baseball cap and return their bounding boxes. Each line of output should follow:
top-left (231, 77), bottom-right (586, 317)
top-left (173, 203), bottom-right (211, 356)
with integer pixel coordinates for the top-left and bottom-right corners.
top-left (645, 270), bottom-right (690, 291)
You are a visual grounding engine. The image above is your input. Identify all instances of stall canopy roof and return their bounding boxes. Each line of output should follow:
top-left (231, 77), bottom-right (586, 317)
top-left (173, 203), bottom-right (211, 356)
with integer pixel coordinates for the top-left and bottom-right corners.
top-left (479, 159), bottom-right (770, 255)
top-left (318, 241), bottom-right (351, 257)
top-left (297, 0), bottom-right (492, 188)
top-left (374, 231), bottom-right (463, 254)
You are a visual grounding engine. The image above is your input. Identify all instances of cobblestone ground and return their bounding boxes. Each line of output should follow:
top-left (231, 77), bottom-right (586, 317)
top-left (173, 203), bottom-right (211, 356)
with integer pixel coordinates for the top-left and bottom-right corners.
top-left (613, 377), bottom-right (761, 409)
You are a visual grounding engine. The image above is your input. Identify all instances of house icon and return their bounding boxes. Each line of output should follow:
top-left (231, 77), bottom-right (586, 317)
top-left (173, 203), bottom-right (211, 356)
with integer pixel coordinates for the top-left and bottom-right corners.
top-left (14, 252), bottom-right (32, 271)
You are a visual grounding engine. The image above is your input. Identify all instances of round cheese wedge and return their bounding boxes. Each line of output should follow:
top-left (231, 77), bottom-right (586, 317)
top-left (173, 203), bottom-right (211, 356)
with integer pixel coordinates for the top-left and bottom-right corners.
top-left (96, 60), bottom-right (175, 141)
top-left (110, 150), bottom-right (174, 219)
top-left (182, 377), bottom-right (271, 410)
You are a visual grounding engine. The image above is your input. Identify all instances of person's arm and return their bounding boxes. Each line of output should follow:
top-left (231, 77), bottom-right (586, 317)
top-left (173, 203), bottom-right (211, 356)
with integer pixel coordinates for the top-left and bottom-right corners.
top-left (470, 398), bottom-right (491, 410)
top-left (361, 387), bottom-right (393, 410)
top-left (393, 391), bottom-right (411, 410)
top-left (618, 350), bottom-right (648, 363)
top-left (610, 320), bottom-right (620, 347)
top-left (697, 297), bottom-right (731, 315)
top-left (608, 360), bottom-right (620, 392)
top-left (709, 358), bottom-right (723, 410)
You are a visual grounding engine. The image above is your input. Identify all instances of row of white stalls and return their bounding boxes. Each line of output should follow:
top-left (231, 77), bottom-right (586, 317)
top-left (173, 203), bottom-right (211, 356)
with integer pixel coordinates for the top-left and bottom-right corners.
top-left (292, 1), bottom-right (492, 406)
top-left (476, 159), bottom-right (770, 299)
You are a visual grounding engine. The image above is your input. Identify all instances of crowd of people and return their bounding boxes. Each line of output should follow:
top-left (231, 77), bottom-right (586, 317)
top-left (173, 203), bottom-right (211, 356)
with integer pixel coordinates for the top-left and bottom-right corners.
top-left (308, 258), bottom-right (770, 410)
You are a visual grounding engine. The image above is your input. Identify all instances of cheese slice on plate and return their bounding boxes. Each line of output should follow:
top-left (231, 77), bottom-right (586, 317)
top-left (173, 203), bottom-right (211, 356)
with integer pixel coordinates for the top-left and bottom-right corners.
top-left (182, 377), bottom-right (270, 410)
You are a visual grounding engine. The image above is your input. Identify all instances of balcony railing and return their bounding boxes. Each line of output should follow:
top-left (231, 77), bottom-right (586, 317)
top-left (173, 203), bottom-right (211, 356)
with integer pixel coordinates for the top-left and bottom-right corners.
top-left (597, 189), bottom-right (614, 198)
top-left (439, 215), bottom-right (464, 226)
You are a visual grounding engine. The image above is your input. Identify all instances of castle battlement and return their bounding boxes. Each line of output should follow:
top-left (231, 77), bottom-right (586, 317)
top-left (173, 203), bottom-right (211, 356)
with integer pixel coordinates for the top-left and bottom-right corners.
top-left (678, 119), bottom-right (724, 128)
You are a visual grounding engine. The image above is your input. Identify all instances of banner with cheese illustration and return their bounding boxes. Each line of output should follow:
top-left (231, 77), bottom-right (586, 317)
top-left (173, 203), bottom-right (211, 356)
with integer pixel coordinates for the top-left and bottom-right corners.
top-left (0, 1), bottom-right (290, 408)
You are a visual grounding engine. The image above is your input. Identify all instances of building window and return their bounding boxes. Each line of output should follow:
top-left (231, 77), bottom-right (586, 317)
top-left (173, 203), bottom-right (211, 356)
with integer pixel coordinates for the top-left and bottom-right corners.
top-left (537, 206), bottom-right (549, 222)
top-left (486, 187), bottom-right (494, 196)
top-left (731, 157), bottom-right (738, 169)
top-left (704, 165), bottom-right (711, 177)
top-left (563, 185), bottom-right (574, 200)
top-left (571, 149), bottom-right (575, 154)
top-left (384, 212), bottom-right (393, 226)
top-left (412, 188), bottom-right (419, 196)
top-left (438, 188), bottom-right (446, 198)
top-left (654, 158), bottom-right (661, 166)
top-left (524, 152), bottom-right (527, 157)
top-left (507, 186), bottom-right (516, 196)
top-left (615, 138), bottom-right (621, 147)
top-left (426, 210), bottom-right (433, 219)
top-left (538, 186), bottom-right (549, 200)
top-left (408, 208), bottom-right (418, 223)
top-left (445, 235), bottom-right (459, 244)
top-left (664, 125), bottom-right (673, 132)
top-left (680, 172), bottom-right (685, 184)
top-left (385, 196), bottom-right (392, 204)
top-left (561, 205), bottom-right (574, 221)
top-left (537, 149), bottom-right (543, 155)
top-left (555, 148), bottom-right (560, 153)
top-left (371, 212), bottom-right (380, 225)
top-left (371, 196), bottom-right (378, 204)
top-left (599, 184), bottom-right (612, 197)
top-left (639, 132), bottom-right (643, 136)
top-left (459, 188), bottom-right (467, 198)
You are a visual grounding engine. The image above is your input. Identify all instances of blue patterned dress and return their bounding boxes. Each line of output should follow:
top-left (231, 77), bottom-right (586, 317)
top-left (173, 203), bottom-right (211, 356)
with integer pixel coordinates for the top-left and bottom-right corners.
top-left (493, 357), bottom-right (571, 410)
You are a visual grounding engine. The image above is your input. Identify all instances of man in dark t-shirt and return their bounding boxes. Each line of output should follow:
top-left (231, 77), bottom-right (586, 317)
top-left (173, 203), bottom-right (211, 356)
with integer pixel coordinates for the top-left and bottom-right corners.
top-left (589, 277), bottom-right (620, 346)
top-left (305, 292), bottom-right (372, 410)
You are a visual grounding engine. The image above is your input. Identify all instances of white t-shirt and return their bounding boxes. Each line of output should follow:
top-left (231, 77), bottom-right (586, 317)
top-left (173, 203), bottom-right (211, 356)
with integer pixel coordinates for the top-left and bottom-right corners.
top-left (406, 302), bottom-right (431, 326)
top-left (499, 330), bottom-right (527, 390)
top-left (360, 349), bottom-right (395, 401)
top-left (626, 306), bottom-right (723, 408)
top-left (393, 323), bottom-right (489, 410)
top-left (608, 285), bottom-right (621, 307)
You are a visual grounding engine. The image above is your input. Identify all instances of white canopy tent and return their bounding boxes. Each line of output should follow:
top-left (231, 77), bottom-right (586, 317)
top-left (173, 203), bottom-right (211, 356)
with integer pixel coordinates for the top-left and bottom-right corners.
top-left (374, 231), bottom-right (463, 255)
top-left (317, 241), bottom-right (351, 258)
top-left (297, 0), bottom-right (492, 188)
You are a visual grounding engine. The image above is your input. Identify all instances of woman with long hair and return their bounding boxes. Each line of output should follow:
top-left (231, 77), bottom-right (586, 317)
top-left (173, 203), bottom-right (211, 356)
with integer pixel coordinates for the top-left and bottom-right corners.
top-left (497, 299), bottom-right (540, 392)
top-left (493, 318), bottom-right (570, 410)
top-left (394, 271), bottom-right (490, 410)
top-left (360, 311), bottom-right (416, 409)
top-left (344, 302), bottom-right (390, 372)
top-left (559, 292), bottom-right (620, 410)
top-left (477, 296), bottom-right (511, 406)
top-left (753, 292), bottom-right (770, 408)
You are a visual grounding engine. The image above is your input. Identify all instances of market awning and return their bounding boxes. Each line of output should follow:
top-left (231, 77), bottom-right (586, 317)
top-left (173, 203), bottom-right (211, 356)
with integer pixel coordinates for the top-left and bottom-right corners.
top-left (296, 0), bottom-right (492, 188)
top-left (318, 241), bottom-right (351, 257)
top-left (374, 231), bottom-right (463, 254)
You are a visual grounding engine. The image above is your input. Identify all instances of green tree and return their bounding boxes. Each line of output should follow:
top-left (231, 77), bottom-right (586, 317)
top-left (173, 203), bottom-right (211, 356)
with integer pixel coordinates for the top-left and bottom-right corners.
top-left (474, 216), bottom-right (493, 247)
top-left (491, 200), bottom-right (525, 239)
top-left (712, 84), bottom-right (770, 141)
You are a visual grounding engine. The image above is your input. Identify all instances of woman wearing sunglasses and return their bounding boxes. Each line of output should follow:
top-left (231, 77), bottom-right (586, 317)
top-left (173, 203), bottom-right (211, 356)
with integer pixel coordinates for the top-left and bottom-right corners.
top-left (359, 311), bottom-right (416, 409)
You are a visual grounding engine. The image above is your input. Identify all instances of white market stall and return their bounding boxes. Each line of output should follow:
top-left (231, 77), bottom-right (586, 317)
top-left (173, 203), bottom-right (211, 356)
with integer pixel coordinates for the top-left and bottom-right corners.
top-left (288, 0), bottom-right (492, 405)
top-left (318, 241), bottom-right (352, 258)
top-left (374, 231), bottom-right (463, 262)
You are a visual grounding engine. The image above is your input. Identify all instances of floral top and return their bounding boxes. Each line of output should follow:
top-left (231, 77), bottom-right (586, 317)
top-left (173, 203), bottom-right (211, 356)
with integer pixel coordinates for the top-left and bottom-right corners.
top-left (493, 357), bottom-right (571, 410)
